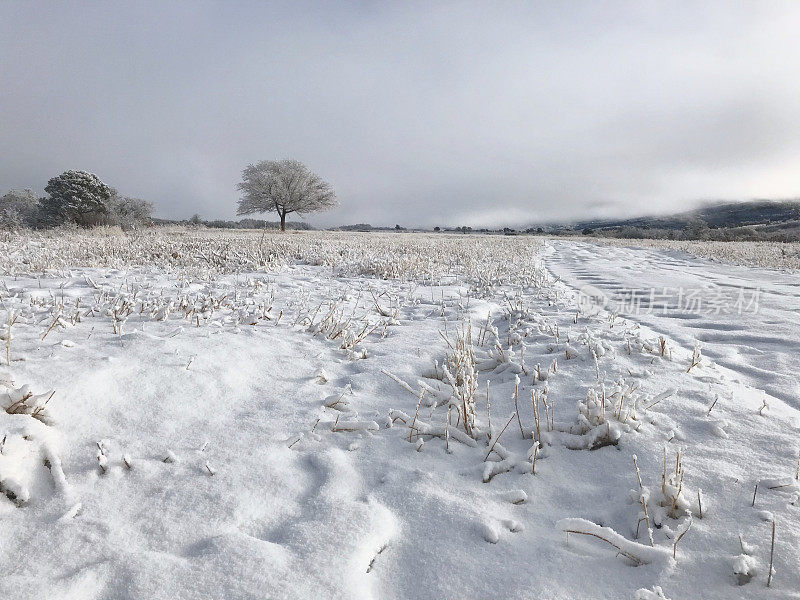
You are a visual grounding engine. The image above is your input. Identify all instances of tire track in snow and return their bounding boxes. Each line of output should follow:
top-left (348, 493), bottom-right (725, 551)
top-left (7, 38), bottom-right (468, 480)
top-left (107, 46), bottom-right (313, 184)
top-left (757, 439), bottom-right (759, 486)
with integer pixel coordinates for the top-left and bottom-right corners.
top-left (545, 241), bottom-right (800, 409)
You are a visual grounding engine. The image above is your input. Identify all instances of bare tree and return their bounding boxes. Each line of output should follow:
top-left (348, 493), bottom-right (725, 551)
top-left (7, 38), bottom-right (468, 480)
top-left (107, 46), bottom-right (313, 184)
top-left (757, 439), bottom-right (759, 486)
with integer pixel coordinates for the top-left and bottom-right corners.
top-left (104, 194), bottom-right (154, 230)
top-left (236, 159), bottom-right (337, 231)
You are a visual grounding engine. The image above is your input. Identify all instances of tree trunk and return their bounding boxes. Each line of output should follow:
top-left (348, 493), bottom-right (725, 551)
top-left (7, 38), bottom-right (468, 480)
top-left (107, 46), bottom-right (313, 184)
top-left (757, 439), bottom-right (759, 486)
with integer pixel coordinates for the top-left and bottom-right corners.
top-left (280, 212), bottom-right (286, 231)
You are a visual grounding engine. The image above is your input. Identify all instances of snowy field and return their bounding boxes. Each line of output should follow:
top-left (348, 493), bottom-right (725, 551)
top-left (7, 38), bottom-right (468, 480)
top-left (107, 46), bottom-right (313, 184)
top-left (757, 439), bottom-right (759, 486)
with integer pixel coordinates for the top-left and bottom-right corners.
top-left (1, 229), bottom-right (799, 600)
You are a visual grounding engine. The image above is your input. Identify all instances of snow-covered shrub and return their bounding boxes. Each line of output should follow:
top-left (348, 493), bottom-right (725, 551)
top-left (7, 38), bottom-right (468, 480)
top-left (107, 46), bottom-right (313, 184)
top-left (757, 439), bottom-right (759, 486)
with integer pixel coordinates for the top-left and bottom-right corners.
top-left (0, 189), bottom-right (39, 229)
top-left (2, 383), bottom-right (55, 425)
top-left (0, 383), bottom-right (63, 506)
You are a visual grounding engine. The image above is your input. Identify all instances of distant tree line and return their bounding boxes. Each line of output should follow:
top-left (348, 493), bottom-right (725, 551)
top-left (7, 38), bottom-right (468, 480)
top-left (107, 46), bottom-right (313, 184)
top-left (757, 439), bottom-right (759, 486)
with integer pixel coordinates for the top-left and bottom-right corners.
top-left (580, 217), bottom-right (800, 242)
top-left (202, 218), bottom-right (313, 230)
top-left (331, 221), bottom-right (799, 241)
top-left (339, 223), bottom-right (374, 231)
top-left (1, 170), bottom-right (153, 231)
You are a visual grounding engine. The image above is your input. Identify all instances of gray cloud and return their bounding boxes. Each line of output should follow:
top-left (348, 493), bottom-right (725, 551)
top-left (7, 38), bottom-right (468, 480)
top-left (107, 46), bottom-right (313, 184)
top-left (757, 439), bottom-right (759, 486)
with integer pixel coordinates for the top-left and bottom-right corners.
top-left (2, 1), bottom-right (799, 228)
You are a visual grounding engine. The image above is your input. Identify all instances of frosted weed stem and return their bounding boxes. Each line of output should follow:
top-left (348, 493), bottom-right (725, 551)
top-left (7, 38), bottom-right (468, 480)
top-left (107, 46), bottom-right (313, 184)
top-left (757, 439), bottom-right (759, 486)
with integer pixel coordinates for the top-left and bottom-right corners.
top-left (485, 412), bottom-right (516, 461)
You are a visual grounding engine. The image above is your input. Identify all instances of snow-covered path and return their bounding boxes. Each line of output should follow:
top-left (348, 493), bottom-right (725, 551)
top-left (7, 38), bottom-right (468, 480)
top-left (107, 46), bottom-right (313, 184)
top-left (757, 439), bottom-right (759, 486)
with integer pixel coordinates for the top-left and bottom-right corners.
top-left (546, 240), bottom-right (800, 409)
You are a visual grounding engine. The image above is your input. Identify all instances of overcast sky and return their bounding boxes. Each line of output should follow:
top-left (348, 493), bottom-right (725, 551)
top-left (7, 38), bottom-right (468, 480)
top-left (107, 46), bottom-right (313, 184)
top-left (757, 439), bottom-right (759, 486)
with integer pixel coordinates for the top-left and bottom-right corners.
top-left (2, 1), bottom-right (800, 228)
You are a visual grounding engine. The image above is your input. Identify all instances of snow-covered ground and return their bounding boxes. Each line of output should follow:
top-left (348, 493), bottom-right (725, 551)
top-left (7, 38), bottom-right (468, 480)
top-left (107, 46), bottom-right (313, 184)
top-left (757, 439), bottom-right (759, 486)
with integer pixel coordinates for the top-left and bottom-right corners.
top-left (1, 230), bottom-right (798, 599)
